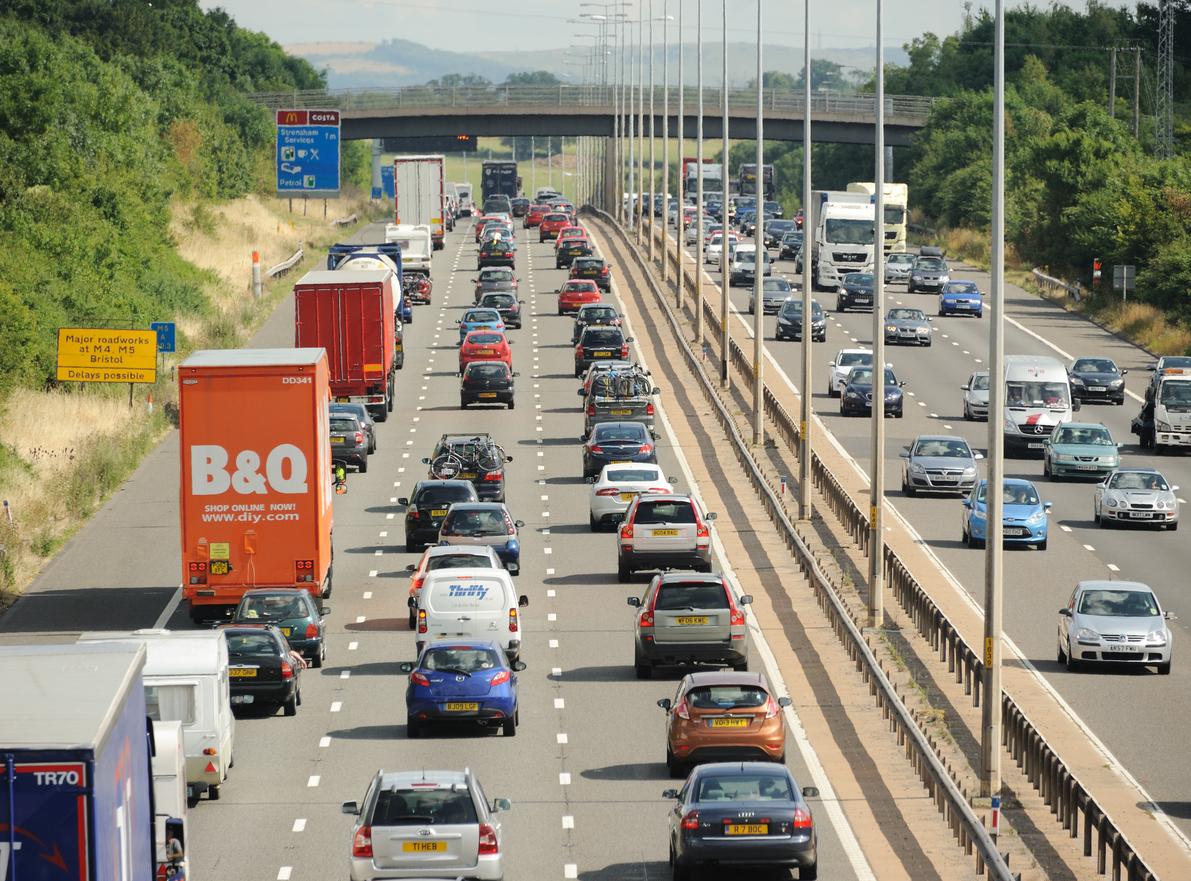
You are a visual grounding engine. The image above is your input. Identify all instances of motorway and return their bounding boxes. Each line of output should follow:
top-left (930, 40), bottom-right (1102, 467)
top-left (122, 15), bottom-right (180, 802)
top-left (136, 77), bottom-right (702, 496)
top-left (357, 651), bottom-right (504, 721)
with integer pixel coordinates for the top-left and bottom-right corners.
top-left (0, 221), bottom-right (908, 879)
top-left (678, 226), bottom-right (1191, 837)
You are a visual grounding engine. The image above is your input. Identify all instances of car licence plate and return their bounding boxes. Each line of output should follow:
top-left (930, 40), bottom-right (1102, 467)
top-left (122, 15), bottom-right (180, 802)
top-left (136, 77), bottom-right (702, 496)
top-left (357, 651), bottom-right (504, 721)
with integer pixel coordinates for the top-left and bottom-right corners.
top-left (1128, 511), bottom-right (1154, 519)
top-left (610, 408), bottom-right (632, 415)
top-left (1003, 527), bottom-right (1027, 536)
top-left (477, 349), bottom-right (495, 355)
top-left (619, 492), bottom-right (637, 502)
top-left (652, 529), bottom-right (679, 537)
top-left (676, 616), bottom-right (708, 625)
top-left (1076, 464), bottom-right (1098, 470)
top-left (459, 472), bottom-right (477, 479)
top-left (1027, 442), bottom-right (1045, 449)
top-left (445, 702), bottom-right (479, 712)
top-left (330, 436), bottom-right (345, 444)
top-left (431, 508), bottom-right (449, 517)
top-left (1105, 646), bottom-right (1141, 654)
top-left (710, 718), bottom-right (749, 728)
top-left (725, 824), bottom-right (768, 836)
top-left (479, 392), bottom-right (498, 399)
top-left (403, 841), bottom-right (446, 853)
top-left (279, 627), bottom-right (291, 637)
top-left (593, 351), bottom-right (611, 357)
top-left (1089, 386), bottom-right (1106, 392)
top-left (229, 668), bottom-right (256, 678)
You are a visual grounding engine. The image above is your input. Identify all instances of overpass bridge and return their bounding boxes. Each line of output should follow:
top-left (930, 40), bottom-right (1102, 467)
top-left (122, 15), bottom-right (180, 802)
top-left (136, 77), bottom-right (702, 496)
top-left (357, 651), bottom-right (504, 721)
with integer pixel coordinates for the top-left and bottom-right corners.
top-left (249, 84), bottom-right (938, 146)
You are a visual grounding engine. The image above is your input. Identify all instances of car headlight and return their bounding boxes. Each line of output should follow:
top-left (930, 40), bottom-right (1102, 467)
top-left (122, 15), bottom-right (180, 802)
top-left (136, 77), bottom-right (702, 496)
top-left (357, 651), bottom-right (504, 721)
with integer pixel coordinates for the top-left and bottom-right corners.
top-left (1055, 453), bottom-right (1073, 462)
top-left (885, 390), bottom-right (900, 400)
top-left (1075, 627), bottom-right (1100, 642)
top-left (1105, 497), bottom-right (1118, 507)
top-left (1026, 510), bottom-right (1047, 523)
top-left (845, 389), bottom-right (861, 399)
top-left (1157, 420), bottom-right (1172, 431)
top-left (885, 324), bottom-right (898, 333)
top-left (909, 463), bottom-right (926, 474)
top-left (939, 274), bottom-right (951, 283)
top-left (1110, 379), bottom-right (1124, 387)
top-left (1004, 415), bottom-right (1017, 433)
top-left (911, 274), bottom-right (922, 281)
top-left (1147, 628), bottom-right (1168, 645)
top-left (962, 466), bottom-right (977, 477)
top-left (1069, 377), bottom-right (1084, 385)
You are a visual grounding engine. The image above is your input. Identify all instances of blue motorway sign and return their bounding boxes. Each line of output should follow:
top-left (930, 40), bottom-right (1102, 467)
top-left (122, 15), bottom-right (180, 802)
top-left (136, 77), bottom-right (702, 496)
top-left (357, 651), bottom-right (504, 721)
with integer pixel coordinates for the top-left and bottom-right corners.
top-left (381, 164), bottom-right (395, 200)
top-left (276, 109), bottom-right (341, 196)
top-left (150, 321), bottom-right (176, 353)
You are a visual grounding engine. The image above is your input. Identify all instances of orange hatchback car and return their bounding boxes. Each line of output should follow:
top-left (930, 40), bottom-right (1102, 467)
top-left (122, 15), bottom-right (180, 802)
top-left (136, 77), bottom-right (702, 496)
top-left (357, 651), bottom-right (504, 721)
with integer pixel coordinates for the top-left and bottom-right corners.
top-left (657, 671), bottom-right (792, 777)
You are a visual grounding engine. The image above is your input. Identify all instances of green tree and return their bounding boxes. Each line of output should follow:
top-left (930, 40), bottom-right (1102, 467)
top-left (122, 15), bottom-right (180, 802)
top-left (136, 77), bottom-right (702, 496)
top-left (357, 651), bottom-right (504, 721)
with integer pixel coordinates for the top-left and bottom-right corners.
top-left (504, 70), bottom-right (561, 86)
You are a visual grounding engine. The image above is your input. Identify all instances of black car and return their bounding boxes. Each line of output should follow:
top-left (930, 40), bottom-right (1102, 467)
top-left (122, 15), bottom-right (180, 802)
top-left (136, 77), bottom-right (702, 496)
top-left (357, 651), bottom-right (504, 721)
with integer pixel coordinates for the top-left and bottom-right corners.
top-left (483, 194), bottom-right (512, 215)
top-left (330, 413), bottom-right (368, 473)
top-left (461, 361), bottom-right (516, 410)
top-left (664, 762), bottom-right (819, 880)
top-left (835, 272), bottom-right (875, 312)
top-left (763, 200), bottom-right (784, 219)
top-left (473, 267), bottom-right (518, 303)
top-left (763, 219), bottom-right (797, 248)
top-left (399, 479), bottom-right (480, 552)
top-left (423, 433), bottom-right (512, 502)
top-left (478, 291), bottom-right (524, 329)
top-left (571, 304), bottom-right (622, 345)
top-left (582, 421), bottom-right (658, 479)
top-left (330, 402), bottom-right (376, 453)
top-left (840, 365), bottom-right (905, 417)
top-left (509, 197), bottom-right (530, 217)
top-left (775, 298), bottom-right (827, 342)
top-left (556, 238), bottom-right (593, 269)
top-left (571, 256), bottom-right (612, 291)
top-left (1069, 356), bottom-right (1128, 405)
top-left (231, 588), bottom-right (328, 667)
top-left (575, 325), bottom-right (632, 377)
top-left (478, 239), bottom-right (515, 269)
top-left (221, 625), bottom-right (303, 716)
top-left (779, 230), bottom-right (804, 260)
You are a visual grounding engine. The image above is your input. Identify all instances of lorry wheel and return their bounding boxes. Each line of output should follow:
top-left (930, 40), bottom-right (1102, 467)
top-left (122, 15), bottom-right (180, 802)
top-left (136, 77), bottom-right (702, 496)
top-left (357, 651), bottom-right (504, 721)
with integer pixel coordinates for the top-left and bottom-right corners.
top-left (387, 378), bottom-right (395, 411)
top-left (283, 694), bottom-right (298, 717)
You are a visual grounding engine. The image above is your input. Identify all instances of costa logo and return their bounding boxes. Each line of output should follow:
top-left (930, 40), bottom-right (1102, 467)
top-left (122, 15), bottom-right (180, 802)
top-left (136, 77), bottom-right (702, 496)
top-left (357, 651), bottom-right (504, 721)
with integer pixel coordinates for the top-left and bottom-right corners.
top-left (191, 444), bottom-right (308, 495)
top-left (309, 110), bottom-right (341, 125)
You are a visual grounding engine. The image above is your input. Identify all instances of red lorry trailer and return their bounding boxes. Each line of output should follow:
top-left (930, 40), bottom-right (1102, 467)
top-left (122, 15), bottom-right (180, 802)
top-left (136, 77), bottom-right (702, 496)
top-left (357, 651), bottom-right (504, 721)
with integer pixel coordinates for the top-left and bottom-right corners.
top-left (293, 268), bottom-right (397, 421)
top-left (179, 348), bottom-right (334, 621)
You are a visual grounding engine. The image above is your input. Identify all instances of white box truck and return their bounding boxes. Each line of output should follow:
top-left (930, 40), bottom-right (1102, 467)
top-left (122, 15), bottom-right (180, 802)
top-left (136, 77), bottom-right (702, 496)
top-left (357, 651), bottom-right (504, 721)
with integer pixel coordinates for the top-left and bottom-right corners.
top-left (455, 182), bottom-right (474, 215)
top-left (846, 181), bottom-right (909, 253)
top-left (394, 155), bottom-right (446, 250)
top-left (810, 190), bottom-right (875, 290)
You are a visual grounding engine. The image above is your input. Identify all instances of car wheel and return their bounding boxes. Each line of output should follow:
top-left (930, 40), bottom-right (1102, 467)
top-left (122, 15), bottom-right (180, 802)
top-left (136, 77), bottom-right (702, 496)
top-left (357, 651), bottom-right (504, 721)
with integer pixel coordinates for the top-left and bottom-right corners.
top-left (731, 659), bottom-right (748, 672)
top-left (1057, 638), bottom-right (1067, 664)
top-left (666, 748), bottom-right (686, 778)
top-left (975, 311), bottom-right (983, 318)
top-left (1043, 458), bottom-right (1051, 478)
top-left (800, 860), bottom-right (818, 880)
top-left (460, 397), bottom-right (469, 409)
top-left (408, 608), bottom-right (416, 630)
top-left (207, 784), bottom-right (221, 801)
top-left (406, 539), bottom-right (418, 553)
top-left (1093, 507), bottom-right (1101, 525)
top-left (283, 693), bottom-right (298, 717)
top-left (963, 403), bottom-right (972, 421)
top-left (508, 400), bottom-right (515, 410)
top-left (903, 477), bottom-right (916, 498)
top-left (1169, 520), bottom-right (1179, 531)
top-left (1037, 538), bottom-right (1047, 551)
top-left (1065, 642), bottom-right (1081, 673)
top-left (618, 558), bottom-right (631, 583)
top-left (358, 457), bottom-right (368, 474)
top-left (967, 530), bottom-right (984, 550)
top-left (589, 513), bottom-right (600, 531)
top-left (1158, 662), bottom-right (1172, 675)
top-left (502, 715), bottom-right (517, 737)
top-left (310, 643), bottom-right (324, 668)
top-left (407, 720), bottom-right (422, 739)
top-left (835, 300), bottom-right (844, 313)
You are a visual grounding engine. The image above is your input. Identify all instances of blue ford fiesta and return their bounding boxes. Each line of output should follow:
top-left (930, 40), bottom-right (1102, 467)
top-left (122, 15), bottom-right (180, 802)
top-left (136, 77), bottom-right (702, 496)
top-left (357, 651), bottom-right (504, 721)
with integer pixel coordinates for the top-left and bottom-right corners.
top-left (403, 639), bottom-right (524, 738)
top-left (962, 478), bottom-right (1051, 550)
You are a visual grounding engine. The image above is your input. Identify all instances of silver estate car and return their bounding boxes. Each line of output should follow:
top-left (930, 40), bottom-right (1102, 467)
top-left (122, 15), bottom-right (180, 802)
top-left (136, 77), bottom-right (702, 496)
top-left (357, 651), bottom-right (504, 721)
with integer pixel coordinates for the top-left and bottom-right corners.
top-left (1058, 581), bottom-right (1173, 674)
top-left (343, 768), bottom-right (511, 880)
top-left (899, 435), bottom-right (982, 496)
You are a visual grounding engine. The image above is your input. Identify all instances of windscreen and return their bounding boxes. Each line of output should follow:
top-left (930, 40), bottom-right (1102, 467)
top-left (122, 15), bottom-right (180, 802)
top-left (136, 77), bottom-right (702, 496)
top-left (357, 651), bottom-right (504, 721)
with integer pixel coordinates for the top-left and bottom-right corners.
top-left (837, 352), bottom-right (872, 368)
top-left (655, 581), bottom-right (727, 609)
top-left (442, 508), bottom-right (508, 536)
top-left (1006, 381), bottom-right (1070, 408)
top-left (1107, 471), bottom-right (1168, 491)
top-left (915, 257), bottom-right (947, 270)
top-left (481, 294), bottom-right (516, 307)
top-left (466, 362), bottom-right (510, 380)
top-left (579, 307), bottom-right (618, 323)
top-left (634, 501), bottom-right (696, 525)
top-left (422, 645), bottom-right (504, 673)
top-left (226, 633), bottom-right (278, 656)
top-left (913, 439), bottom-right (971, 458)
top-left (970, 373), bottom-right (990, 391)
top-left (593, 424), bottom-right (646, 442)
top-left (1077, 590), bottom-right (1159, 617)
top-left (1071, 358), bottom-right (1116, 373)
top-left (1159, 382), bottom-right (1191, 408)
top-left (695, 774), bottom-right (793, 802)
top-left (374, 789), bottom-right (479, 827)
top-left (763, 279), bottom-right (790, 292)
top-left (463, 310), bottom-right (500, 323)
top-left (428, 553), bottom-right (494, 571)
top-left (686, 685), bottom-right (768, 710)
top-left (415, 485), bottom-right (476, 505)
top-left (824, 218), bottom-right (875, 244)
top-left (606, 467), bottom-right (661, 482)
top-left (591, 372), bottom-right (651, 397)
top-left (843, 273), bottom-right (874, 286)
top-left (330, 418), bottom-right (357, 433)
top-left (582, 328), bottom-right (623, 346)
top-left (888, 309), bottom-right (925, 321)
top-left (238, 595), bottom-right (306, 620)
top-left (1053, 426), bottom-right (1113, 446)
top-left (466, 332), bottom-right (503, 346)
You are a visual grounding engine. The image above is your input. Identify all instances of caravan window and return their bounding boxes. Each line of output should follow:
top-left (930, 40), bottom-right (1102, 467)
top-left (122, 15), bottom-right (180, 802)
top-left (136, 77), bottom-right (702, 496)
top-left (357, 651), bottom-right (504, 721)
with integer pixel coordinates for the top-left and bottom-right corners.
top-left (145, 684), bottom-right (197, 725)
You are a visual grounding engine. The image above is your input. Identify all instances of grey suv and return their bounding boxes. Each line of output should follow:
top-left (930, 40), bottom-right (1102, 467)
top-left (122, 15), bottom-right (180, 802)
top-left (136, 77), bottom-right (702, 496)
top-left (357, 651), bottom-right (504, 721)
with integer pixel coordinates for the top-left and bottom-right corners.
top-left (343, 768), bottom-right (511, 881)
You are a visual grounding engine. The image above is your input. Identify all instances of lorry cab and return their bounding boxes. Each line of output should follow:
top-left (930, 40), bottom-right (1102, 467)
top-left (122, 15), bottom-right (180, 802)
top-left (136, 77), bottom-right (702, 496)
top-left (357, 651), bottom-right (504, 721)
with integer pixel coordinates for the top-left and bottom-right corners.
top-left (812, 196), bottom-right (876, 290)
top-left (79, 629), bottom-right (235, 803)
top-left (1003, 355), bottom-right (1077, 456)
top-left (416, 569), bottom-right (529, 661)
top-left (1152, 374), bottom-right (1191, 453)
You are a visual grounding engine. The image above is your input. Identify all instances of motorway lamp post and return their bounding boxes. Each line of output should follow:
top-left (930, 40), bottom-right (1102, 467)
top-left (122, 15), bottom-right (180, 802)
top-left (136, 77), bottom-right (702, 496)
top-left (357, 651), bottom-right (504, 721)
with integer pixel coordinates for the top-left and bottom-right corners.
top-left (694, 0), bottom-right (704, 344)
top-left (661, 0), bottom-right (670, 283)
top-left (719, 0), bottom-right (730, 390)
top-left (674, 0), bottom-right (685, 308)
top-left (649, 0), bottom-right (657, 262)
top-left (798, 0), bottom-right (813, 521)
top-left (637, 4), bottom-right (647, 243)
top-left (868, 0), bottom-right (886, 628)
top-left (982, 0), bottom-right (1007, 800)
top-left (627, 16), bottom-right (639, 228)
top-left (751, 0), bottom-right (764, 447)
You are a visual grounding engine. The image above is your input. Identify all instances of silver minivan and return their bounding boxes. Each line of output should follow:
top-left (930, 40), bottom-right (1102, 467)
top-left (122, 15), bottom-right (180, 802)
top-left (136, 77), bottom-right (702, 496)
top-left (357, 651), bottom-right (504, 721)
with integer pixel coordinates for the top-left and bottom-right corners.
top-left (343, 768), bottom-right (511, 881)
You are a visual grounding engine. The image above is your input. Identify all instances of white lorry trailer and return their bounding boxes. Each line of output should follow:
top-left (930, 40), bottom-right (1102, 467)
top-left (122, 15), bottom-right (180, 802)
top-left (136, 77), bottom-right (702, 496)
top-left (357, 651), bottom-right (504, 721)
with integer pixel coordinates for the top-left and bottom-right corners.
top-left (394, 155), bottom-right (446, 250)
top-left (846, 181), bottom-right (909, 252)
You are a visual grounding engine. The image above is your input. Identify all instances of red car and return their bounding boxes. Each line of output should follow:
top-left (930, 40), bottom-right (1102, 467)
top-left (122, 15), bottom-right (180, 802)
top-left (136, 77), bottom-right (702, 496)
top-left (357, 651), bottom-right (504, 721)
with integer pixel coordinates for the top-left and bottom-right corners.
top-left (556, 225), bottom-right (587, 242)
top-left (794, 208), bottom-right (805, 230)
top-left (558, 279), bottom-right (602, 315)
top-left (474, 215), bottom-right (500, 242)
top-left (525, 203), bottom-right (550, 228)
top-left (539, 212), bottom-right (572, 241)
top-left (458, 330), bottom-right (512, 374)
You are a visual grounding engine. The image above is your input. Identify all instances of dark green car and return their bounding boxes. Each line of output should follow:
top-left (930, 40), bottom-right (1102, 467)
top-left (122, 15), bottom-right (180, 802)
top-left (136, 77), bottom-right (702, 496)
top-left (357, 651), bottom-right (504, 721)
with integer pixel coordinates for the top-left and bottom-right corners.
top-left (232, 588), bottom-right (329, 668)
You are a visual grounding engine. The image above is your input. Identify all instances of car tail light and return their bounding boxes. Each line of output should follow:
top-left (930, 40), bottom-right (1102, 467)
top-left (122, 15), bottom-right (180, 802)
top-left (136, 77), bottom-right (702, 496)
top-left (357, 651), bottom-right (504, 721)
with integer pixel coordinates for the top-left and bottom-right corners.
top-left (645, 403), bottom-right (655, 416)
top-left (352, 825), bottom-right (373, 857)
top-left (619, 522), bottom-right (633, 539)
top-left (586, 404), bottom-right (596, 416)
top-left (490, 669), bottom-right (511, 686)
top-left (639, 444), bottom-right (653, 455)
top-left (575, 344), bottom-right (583, 355)
top-left (295, 559), bottom-right (315, 583)
top-left (696, 523), bottom-right (710, 539)
top-left (589, 444), bottom-right (604, 455)
top-left (730, 605), bottom-right (746, 627)
top-left (764, 696), bottom-right (781, 718)
top-left (355, 431), bottom-right (364, 444)
top-left (202, 747), bottom-right (217, 756)
top-left (483, 470), bottom-right (504, 481)
top-left (601, 267), bottom-right (609, 275)
top-left (620, 345), bottom-right (629, 358)
top-left (410, 671), bottom-right (431, 687)
top-left (408, 510), bottom-right (420, 520)
top-left (508, 607), bottom-right (519, 632)
top-left (793, 807), bottom-right (813, 830)
top-left (280, 661), bottom-right (294, 680)
top-left (478, 823), bottom-right (499, 855)
top-left (647, 487), bottom-right (671, 494)
top-left (304, 623), bottom-right (318, 639)
top-left (506, 519), bottom-right (517, 536)
top-left (674, 699), bottom-right (691, 720)
top-left (417, 609), bottom-right (428, 634)
top-left (680, 811), bottom-right (700, 831)
top-left (595, 487), bottom-right (620, 496)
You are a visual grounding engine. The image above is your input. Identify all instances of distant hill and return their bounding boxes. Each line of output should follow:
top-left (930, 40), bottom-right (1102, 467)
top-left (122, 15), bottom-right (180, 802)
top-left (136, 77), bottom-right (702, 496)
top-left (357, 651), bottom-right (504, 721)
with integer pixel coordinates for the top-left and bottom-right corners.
top-left (287, 38), bottom-right (909, 90)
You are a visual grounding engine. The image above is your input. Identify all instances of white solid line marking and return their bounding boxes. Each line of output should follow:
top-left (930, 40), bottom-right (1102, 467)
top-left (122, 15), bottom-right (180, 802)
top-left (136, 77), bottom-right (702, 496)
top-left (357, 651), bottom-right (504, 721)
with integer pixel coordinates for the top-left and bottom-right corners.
top-left (318, 736), bottom-right (332, 748)
top-left (306, 776), bottom-right (320, 787)
top-left (549, 639), bottom-right (559, 648)
top-left (554, 698), bottom-right (565, 709)
top-left (559, 772), bottom-right (572, 785)
top-left (564, 864), bottom-right (578, 879)
top-left (330, 702), bottom-right (342, 713)
top-left (292, 818), bottom-right (307, 832)
top-left (348, 641), bottom-right (358, 651)
top-left (374, 550), bottom-right (382, 556)
top-left (562, 815), bottom-right (575, 829)
top-left (557, 732), bottom-right (569, 744)
top-left (1107, 563), bottom-right (1121, 572)
top-left (277, 868), bottom-right (293, 881)
top-left (1083, 544), bottom-right (1095, 552)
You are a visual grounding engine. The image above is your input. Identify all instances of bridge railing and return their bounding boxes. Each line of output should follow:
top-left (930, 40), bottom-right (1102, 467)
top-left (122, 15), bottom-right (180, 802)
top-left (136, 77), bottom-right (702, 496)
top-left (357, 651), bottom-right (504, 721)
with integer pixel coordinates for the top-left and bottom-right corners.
top-left (247, 84), bottom-right (938, 123)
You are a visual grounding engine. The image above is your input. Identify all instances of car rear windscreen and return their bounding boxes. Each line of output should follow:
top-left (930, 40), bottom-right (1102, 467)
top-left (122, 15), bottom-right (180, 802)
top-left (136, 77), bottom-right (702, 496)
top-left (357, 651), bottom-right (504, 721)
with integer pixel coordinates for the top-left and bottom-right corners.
top-left (417, 485), bottom-right (476, 504)
top-left (428, 554), bottom-right (494, 571)
top-left (655, 582), bottom-right (729, 610)
top-left (634, 501), bottom-right (696, 524)
top-left (373, 789), bottom-right (479, 826)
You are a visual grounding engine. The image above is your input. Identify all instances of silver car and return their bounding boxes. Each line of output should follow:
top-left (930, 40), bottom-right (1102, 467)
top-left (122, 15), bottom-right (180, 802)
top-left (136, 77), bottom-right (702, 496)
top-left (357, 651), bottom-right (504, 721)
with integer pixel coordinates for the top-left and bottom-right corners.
top-left (1058, 580), bottom-right (1173, 674)
top-left (343, 768), bottom-right (511, 880)
top-left (884, 252), bottom-right (914, 284)
top-left (908, 254), bottom-right (950, 292)
top-left (1093, 468), bottom-right (1180, 530)
top-left (961, 370), bottom-right (990, 420)
top-left (899, 435), bottom-right (982, 496)
top-left (883, 307), bottom-right (933, 346)
top-left (748, 277), bottom-right (797, 315)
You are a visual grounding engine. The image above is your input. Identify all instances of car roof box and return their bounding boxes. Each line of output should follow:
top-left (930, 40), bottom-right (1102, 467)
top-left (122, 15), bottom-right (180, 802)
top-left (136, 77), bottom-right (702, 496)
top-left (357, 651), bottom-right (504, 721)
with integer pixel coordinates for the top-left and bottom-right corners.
top-left (919, 245), bottom-right (944, 257)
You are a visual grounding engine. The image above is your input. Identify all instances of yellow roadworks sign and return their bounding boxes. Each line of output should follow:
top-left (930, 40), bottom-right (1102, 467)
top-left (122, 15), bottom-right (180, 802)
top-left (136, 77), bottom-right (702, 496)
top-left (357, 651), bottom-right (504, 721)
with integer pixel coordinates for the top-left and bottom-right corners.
top-left (56, 328), bottom-right (157, 384)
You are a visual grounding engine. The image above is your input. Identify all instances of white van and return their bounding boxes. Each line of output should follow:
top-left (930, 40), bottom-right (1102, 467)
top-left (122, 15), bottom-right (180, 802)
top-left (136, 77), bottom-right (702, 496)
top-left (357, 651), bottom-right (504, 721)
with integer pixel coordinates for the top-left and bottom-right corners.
top-left (152, 721), bottom-right (191, 878)
top-left (1003, 355), bottom-right (1077, 455)
top-left (79, 629), bottom-right (235, 802)
top-left (384, 223), bottom-right (433, 276)
top-left (416, 568), bottom-right (529, 661)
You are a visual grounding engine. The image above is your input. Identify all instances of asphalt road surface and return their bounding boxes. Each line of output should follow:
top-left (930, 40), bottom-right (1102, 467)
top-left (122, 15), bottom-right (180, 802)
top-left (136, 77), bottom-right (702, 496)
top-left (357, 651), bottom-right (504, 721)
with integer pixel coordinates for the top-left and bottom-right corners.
top-left (2, 221), bottom-right (873, 880)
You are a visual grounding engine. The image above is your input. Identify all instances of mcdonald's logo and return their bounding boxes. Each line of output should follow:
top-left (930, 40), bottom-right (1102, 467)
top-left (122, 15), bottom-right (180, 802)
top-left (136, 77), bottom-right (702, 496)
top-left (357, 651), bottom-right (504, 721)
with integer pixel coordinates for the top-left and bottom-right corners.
top-left (276, 109), bottom-right (309, 125)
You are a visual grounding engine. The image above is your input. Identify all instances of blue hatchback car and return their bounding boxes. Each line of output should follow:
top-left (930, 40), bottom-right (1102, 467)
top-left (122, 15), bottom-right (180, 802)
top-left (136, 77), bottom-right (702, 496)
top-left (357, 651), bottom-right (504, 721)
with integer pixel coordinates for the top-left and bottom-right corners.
top-left (457, 307), bottom-right (506, 344)
top-left (402, 640), bottom-right (524, 738)
top-left (938, 280), bottom-right (984, 317)
top-left (962, 478), bottom-right (1051, 549)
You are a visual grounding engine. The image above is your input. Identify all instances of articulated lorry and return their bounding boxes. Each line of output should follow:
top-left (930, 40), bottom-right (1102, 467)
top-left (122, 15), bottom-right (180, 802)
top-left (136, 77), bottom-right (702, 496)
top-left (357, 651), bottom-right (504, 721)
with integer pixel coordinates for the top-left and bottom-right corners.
top-left (738, 163), bottom-right (775, 199)
top-left (809, 190), bottom-right (876, 290)
top-left (179, 348), bottom-right (334, 620)
top-left (481, 160), bottom-right (519, 200)
top-left (0, 643), bottom-right (158, 881)
top-left (294, 269), bottom-right (397, 421)
top-left (682, 158), bottom-right (723, 193)
top-left (394, 155), bottom-right (446, 250)
top-left (846, 181), bottom-right (909, 252)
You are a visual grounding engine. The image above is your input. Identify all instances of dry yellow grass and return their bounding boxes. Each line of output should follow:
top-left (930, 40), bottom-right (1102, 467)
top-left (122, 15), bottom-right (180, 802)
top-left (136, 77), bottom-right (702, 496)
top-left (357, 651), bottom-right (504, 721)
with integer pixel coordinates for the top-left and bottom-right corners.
top-left (0, 388), bottom-right (135, 476)
top-left (1097, 301), bottom-right (1191, 355)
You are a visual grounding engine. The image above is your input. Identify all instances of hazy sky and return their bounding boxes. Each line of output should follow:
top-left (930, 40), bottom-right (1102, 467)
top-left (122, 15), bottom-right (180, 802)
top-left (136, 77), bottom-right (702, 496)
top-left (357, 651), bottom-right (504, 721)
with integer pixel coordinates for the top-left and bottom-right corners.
top-left (201, 0), bottom-right (1128, 53)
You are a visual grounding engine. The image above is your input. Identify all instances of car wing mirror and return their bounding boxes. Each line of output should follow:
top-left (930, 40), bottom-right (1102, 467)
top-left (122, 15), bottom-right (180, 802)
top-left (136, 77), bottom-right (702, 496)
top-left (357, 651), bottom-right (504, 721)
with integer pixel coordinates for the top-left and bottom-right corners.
top-left (405, 563), bottom-right (416, 572)
top-left (801, 786), bottom-right (820, 799)
top-left (1044, 501), bottom-right (1053, 510)
top-left (777, 696), bottom-right (792, 708)
top-left (1172, 485), bottom-right (1181, 492)
top-left (518, 595), bottom-right (529, 607)
top-left (1121, 368), bottom-right (1128, 375)
top-left (492, 797), bottom-right (513, 813)
top-left (397, 497), bottom-right (409, 506)
top-left (1165, 611), bottom-right (1178, 621)
top-left (626, 596), bottom-right (642, 607)
top-left (973, 452), bottom-right (984, 460)
top-left (320, 605), bottom-right (332, 616)
top-left (513, 371), bottom-right (521, 377)
top-left (962, 499), bottom-right (972, 508)
top-left (514, 519), bottom-right (525, 528)
top-left (961, 385), bottom-right (969, 390)
top-left (505, 456), bottom-right (513, 462)
top-left (652, 387), bottom-right (662, 395)
top-left (662, 788), bottom-right (680, 799)
top-left (420, 457), bottom-right (431, 464)
top-left (739, 594), bottom-right (753, 605)
top-left (899, 448), bottom-right (910, 458)
top-left (1058, 608), bottom-right (1072, 617)
top-left (585, 476), bottom-right (596, 484)
top-left (668, 476), bottom-right (677, 484)
top-left (578, 388), bottom-right (587, 396)
top-left (900, 380), bottom-right (907, 388)
top-left (341, 800), bottom-right (360, 815)
top-left (705, 512), bottom-right (717, 521)
top-left (399, 662), bottom-right (415, 673)
top-left (657, 698), bottom-right (672, 711)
